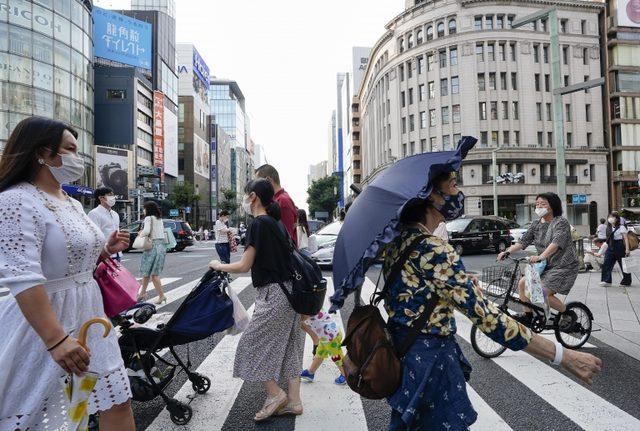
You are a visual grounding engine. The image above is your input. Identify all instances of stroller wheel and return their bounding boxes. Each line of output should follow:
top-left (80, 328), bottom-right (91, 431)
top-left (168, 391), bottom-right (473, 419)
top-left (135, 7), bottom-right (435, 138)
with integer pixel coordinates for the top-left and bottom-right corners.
top-left (191, 374), bottom-right (211, 394)
top-left (168, 400), bottom-right (193, 425)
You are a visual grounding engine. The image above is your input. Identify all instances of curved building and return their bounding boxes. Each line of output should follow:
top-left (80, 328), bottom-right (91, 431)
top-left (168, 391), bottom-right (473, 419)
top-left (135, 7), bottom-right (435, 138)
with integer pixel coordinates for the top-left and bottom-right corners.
top-left (0, 0), bottom-right (95, 186)
top-left (359, 0), bottom-right (608, 228)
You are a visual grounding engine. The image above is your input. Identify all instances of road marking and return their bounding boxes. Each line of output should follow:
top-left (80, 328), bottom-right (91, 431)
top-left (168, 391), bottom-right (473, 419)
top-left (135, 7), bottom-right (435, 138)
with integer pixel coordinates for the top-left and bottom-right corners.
top-left (135, 277), bottom-right (182, 286)
top-left (146, 279), bottom-right (255, 431)
top-left (154, 276), bottom-right (252, 312)
top-left (0, 287), bottom-right (8, 294)
top-left (455, 312), bottom-right (640, 431)
top-left (296, 277), bottom-right (368, 430)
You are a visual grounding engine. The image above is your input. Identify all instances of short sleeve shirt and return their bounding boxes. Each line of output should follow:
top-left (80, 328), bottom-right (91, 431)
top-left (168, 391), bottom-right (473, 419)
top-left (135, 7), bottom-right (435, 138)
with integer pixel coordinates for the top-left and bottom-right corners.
top-left (274, 189), bottom-right (298, 246)
top-left (304, 311), bottom-right (340, 341)
top-left (245, 215), bottom-right (292, 287)
top-left (613, 225), bottom-right (628, 241)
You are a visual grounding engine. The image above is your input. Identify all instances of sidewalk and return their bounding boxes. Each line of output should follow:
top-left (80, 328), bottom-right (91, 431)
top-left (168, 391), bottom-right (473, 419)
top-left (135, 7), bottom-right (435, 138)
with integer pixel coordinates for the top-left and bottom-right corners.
top-left (567, 269), bottom-right (640, 361)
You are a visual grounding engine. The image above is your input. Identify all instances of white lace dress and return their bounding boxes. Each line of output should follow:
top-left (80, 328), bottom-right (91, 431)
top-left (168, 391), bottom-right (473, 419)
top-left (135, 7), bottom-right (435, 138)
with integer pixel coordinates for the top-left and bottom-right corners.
top-left (0, 183), bottom-right (131, 431)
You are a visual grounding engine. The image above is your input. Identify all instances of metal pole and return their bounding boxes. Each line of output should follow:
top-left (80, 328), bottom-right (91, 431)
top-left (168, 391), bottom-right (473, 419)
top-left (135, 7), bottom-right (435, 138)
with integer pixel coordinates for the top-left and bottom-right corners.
top-left (549, 8), bottom-right (567, 216)
top-left (493, 149), bottom-right (498, 216)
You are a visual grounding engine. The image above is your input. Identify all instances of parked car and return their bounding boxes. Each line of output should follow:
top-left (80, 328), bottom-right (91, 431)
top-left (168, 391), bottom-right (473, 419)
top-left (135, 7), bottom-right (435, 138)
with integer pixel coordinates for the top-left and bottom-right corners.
top-left (123, 219), bottom-right (194, 252)
top-left (309, 221), bottom-right (342, 268)
top-left (509, 221), bottom-right (532, 244)
top-left (308, 219), bottom-right (326, 234)
top-left (446, 216), bottom-right (512, 255)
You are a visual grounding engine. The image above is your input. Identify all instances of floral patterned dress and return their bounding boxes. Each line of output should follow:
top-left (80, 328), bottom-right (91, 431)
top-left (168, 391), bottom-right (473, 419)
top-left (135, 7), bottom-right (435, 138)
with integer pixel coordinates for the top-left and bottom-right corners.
top-left (383, 227), bottom-right (532, 431)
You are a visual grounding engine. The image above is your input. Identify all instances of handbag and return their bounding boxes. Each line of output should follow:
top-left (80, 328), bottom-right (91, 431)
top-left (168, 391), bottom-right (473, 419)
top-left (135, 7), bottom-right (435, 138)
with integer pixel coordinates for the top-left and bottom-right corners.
top-left (95, 257), bottom-right (140, 317)
top-left (133, 217), bottom-right (155, 251)
top-left (342, 234), bottom-right (440, 399)
top-left (265, 219), bottom-right (327, 315)
top-left (164, 227), bottom-right (177, 250)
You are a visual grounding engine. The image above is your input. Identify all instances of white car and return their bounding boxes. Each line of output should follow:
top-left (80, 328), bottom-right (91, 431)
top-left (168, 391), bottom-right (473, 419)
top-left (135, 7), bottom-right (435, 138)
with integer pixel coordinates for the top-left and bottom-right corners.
top-left (309, 221), bottom-right (342, 267)
top-left (510, 221), bottom-right (532, 244)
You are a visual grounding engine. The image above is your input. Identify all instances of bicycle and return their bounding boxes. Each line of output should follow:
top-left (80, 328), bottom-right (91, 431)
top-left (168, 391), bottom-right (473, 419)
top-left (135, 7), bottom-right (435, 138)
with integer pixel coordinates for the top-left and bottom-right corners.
top-left (470, 256), bottom-right (594, 358)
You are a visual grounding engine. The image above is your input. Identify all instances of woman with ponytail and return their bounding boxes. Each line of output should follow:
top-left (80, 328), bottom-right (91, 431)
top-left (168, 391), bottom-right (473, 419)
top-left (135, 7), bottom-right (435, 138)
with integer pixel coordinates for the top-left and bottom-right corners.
top-left (209, 179), bottom-right (305, 421)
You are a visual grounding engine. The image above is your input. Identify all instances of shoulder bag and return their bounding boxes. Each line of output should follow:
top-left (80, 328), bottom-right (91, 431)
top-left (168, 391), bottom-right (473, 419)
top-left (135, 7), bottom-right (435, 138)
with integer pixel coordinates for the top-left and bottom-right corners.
top-left (95, 257), bottom-right (140, 317)
top-left (342, 234), bottom-right (440, 400)
top-left (133, 217), bottom-right (154, 251)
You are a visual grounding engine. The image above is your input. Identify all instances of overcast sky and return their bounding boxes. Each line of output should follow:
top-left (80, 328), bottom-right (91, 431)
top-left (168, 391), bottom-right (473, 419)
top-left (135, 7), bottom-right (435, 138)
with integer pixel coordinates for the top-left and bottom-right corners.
top-left (96, 0), bottom-right (402, 210)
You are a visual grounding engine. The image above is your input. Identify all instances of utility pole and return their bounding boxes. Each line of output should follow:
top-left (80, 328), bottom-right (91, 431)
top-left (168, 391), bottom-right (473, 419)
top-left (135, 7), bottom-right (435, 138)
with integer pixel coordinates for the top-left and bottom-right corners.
top-left (492, 148), bottom-right (499, 216)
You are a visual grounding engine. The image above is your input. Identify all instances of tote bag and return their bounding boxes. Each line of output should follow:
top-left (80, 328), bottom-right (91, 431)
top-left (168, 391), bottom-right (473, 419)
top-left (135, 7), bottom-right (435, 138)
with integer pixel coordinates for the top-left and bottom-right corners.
top-left (95, 257), bottom-right (140, 317)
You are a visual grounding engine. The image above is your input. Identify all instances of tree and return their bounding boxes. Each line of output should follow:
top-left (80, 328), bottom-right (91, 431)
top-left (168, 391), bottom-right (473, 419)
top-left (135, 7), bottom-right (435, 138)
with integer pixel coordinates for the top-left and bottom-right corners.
top-left (307, 175), bottom-right (340, 219)
top-left (170, 182), bottom-right (200, 208)
top-left (219, 188), bottom-right (238, 214)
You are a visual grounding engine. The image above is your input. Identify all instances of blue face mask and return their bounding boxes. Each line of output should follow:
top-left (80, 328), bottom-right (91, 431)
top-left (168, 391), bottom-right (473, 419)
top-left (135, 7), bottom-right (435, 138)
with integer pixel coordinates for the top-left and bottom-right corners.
top-left (433, 191), bottom-right (465, 221)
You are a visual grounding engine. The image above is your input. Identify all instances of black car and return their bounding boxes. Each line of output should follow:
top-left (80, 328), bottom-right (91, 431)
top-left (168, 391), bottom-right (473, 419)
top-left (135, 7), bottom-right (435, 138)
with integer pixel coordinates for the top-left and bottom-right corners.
top-left (446, 216), bottom-right (512, 255)
top-left (123, 219), bottom-right (194, 252)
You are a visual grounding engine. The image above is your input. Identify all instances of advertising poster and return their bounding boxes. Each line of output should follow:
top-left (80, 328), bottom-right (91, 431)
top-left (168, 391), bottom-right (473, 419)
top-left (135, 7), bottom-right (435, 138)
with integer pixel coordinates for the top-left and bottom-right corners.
top-left (96, 146), bottom-right (129, 200)
top-left (92, 7), bottom-right (152, 69)
top-left (618, 0), bottom-right (640, 27)
top-left (194, 135), bottom-right (210, 179)
top-left (153, 91), bottom-right (164, 179)
top-left (163, 107), bottom-right (179, 177)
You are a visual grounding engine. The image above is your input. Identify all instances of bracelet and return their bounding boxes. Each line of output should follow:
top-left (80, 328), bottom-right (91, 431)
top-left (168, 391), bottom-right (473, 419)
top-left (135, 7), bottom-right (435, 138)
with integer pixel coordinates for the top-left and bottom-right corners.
top-left (47, 334), bottom-right (69, 352)
top-left (550, 341), bottom-right (564, 366)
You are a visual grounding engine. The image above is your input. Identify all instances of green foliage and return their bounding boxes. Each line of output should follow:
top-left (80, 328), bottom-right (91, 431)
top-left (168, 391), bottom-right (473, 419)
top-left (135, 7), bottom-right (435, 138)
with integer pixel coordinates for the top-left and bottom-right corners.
top-left (307, 175), bottom-right (340, 218)
top-left (170, 182), bottom-right (201, 208)
top-left (219, 188), bottom-right (239, 214)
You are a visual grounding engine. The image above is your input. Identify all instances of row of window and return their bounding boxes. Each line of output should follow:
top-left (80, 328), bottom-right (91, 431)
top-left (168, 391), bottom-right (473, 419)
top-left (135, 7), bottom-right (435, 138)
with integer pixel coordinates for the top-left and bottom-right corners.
top-left (478, 101), bottom-right (520, 121)
top-left (535, 102), bottom-right (593, 122)
top-left (477, 72), bottom-right (518, 91)
top-left (476, 130), bottom-right (593, 149)
top-left (401, 104), bottom-right (462, 133)
top-left (473, 14), bottom-right (587, 35)
top-left (401, 133), bottom-right (463, 157)
top-left (475, 41), bottom-right (518, 62)
top-left (400, 76), bottom-right (460, 106)
top-left (612, 97), bottom-right (640, 120)
top-left (399, 19), bottom-right (457, 52)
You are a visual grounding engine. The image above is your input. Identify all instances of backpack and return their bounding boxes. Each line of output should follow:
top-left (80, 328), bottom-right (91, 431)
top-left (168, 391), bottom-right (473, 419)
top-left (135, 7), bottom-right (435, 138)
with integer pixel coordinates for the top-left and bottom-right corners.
top-left (342, 234), bottom-right (440, 399)
top-left (265, 219), bottom-right (327, 315)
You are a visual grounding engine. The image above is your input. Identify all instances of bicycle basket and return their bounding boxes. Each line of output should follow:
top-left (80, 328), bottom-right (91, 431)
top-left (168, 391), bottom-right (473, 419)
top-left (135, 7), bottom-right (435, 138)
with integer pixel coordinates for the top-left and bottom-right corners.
top-left (480, 263), bottom-right (521, 298)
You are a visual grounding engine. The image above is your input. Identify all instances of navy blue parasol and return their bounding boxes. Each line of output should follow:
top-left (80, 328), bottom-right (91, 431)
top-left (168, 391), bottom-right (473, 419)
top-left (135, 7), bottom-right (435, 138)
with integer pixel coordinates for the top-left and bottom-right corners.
top-left (330, 136), bottom-right (477, 310)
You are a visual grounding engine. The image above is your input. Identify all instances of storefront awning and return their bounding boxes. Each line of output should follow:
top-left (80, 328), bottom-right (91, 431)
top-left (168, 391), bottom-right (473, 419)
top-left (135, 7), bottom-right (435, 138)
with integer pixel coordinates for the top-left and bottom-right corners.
top-left (62, 185), bottom-right (94, 197)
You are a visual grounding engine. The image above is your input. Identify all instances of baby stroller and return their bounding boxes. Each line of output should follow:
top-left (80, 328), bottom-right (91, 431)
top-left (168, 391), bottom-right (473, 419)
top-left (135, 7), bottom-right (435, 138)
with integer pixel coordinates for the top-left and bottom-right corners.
top-left (116, 269), bottom-right (235, 425)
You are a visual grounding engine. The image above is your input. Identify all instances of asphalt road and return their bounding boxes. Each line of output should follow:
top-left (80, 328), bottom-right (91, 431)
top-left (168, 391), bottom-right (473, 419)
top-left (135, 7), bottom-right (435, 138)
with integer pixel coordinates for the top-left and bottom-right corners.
top-left (118, 243), bottom-right (640, 431)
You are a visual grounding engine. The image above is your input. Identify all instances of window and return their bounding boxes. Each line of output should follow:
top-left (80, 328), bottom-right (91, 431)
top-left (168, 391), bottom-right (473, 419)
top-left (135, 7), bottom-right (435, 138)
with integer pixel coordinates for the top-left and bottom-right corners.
top-left (534, 44), bottom-right (540, 63)
top-left (565, 103), bottom-right (572, 121)
top-left (503, 131), bottom-right (510, 145)
top-left (562, 46), bottom-right (569, 65)
top-left (491, 101), bottom-right (498, 119)
top-left (486, 15), bottom-right (494, 30)
top-left (478, 73), bottom-right (486, 91)
top-left (499, 43), bottom-right (506, 61)
top-left (409, 114), bottom-right (415, 132)
top-left (439, 49), bottom-right (447, 68)
top-left (443, 135), bottom-right (451, 150)
top-left (399, 64), bottom-right (404, 81)
top-left (564, 75), bottom-right (569, 87)
top-left (410, 141), bottom-right (416, 155)
top-left (586, 104), bottom-right (591, 122)
top-left (440, 78), bottom-right (449, 96)
top-left (479, 102), bottom-right (487, 120)
top-left (416, 29), bottom-right (423, 44)
top-left (507, 15), bottom-right (514, 28)
top-left (427, 26), bottom-right (434, 41)
top-left (560, 19), bottom-right (568, 33)
top-left (407, 33), bottom-right (414, 49)
top-left (541, 18), bottom-right (547, 32)
top-left (587, 132), bottom-right (592, 147)
top-left (407, 60), bottom-right (413, 78)
top-left (548, 132), bottom-right (553, 147)
top-left (497, 15), bottom-right (504, 29)
top-left (401, 91), bottom-right (406, 108)
top-left (476, 43), bottom-right (484, 62)
top-left (545, 74), bottom-right (550, 92)
top-left (399, 37), bottom-right (404, 53)
top-left (546, 103), bottom-right (552, 121)
top-left (487, 43), bottom-right (495, 61)
top-left (437, 22), bottom-right (445, 38)
top-left (402, 117), bottom-right (407, 133)
top-left (419, 84), bottom-right (425, 101)
top-left (421, 139), bottom-right (427, 152)
top-left (511, 72), bottom-right (518, 90)
top-left (417, 56), bottom-right (424, 74)
top-left (514, 130), bottom-right (520, 145)
top-left (535, 74), bottom-right (541, 91)
top-left (536, 103), bottom-right (543, 121)
top-left (567, 132), bottom-right (572, 147)
top-left (429, 109), bottom-right (436, 126)
top-left (489, 72), bottom-right (496, 90)
top-left (402, 143), bottom-right (407, 157)
top-left (502, 101), bottom-right (509, 119)
top-left (543, 45), bottom-right (549, 63)
top-left (453, 104), bottom-right (461, 122)
top-left (590, 163), bottom-right (595, 181)
top-left (428, 81), bottom-right (435, 98)
top-left (107, 89), bottom-right (126, 99)
top-left (475, 16), bottom-right (483, 30)
top-left (409, 88), bottom-right (414, 105)
top-left (451, 76), bottom-right (459, 94)
top-left (449, 19), bottom-right (457, 34)
top-left (442, 107), bottom-right (450, 124)
top-left (450, 47), bottom-right (458, 66)
top-left (583, 48), bottom-right (589, 65)
top-left (481, 131), bottom-right (488, 147)
top-left (581, 20), bottom-right (587, 34)
top-left (491, 131), bottom-right (498, 146)
top-left (510, 42), bottom-right (517, 61)
top-left (427, 53), bottom-right (435, 71)
top-left (512, 101), bottom-right (519, 119)
top-left (500, 72), bottom-right (507, 90)
top-left (584, 75), bottom-right (590, 93)
top-left (538, 132), bottom-right (544, 147)
top-left (420, 111), bottom-right (427, 128)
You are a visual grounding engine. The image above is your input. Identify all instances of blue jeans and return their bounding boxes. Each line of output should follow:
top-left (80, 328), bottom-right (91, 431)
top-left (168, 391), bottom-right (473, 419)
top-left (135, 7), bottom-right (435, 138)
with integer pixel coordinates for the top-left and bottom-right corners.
top-left (601, 240), bottom-right (632, 285)
top-left (215, 242), bottom-right (231, 264)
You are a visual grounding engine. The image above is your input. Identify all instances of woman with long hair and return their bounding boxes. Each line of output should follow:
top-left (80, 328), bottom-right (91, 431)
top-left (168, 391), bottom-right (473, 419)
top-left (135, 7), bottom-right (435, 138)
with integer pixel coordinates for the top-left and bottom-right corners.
top-left (0, 117), bottom-right (135, 430)
top-left (209, 179), bottom-right (305, 421)
top-left (296, 208), bottom-right (311, 255)
top-left (600, 211), bottom-right (632, 286)
top-left (137, 201), bottom-right (168, 304)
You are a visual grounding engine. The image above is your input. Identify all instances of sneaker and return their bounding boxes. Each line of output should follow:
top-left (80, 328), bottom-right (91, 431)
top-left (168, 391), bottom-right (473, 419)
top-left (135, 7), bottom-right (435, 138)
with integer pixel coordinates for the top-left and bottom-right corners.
top-left (300, 369), bottom-right (315, 382)
top-left (334, 375), bottom-right (347, 385)
top-left (599, 281), bottom-right (611, 287)
top-left (513, 313), bottom-right (533, 326)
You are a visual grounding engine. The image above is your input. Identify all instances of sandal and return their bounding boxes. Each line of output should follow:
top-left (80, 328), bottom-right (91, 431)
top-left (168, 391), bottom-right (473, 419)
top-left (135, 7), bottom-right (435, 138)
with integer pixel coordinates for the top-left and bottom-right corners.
top-left (137, 293), bottom-right (148, 302)
top-left (275, 402), bottom-right (303, 416)
top-left (254, 391), bottom-right (287, 422)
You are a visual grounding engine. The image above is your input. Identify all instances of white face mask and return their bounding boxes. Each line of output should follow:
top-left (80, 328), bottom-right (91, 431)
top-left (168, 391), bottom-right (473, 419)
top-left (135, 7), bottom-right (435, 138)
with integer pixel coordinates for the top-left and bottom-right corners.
top-left (44, 153), bottom-right (85, 185)
top-left (106, 196), bottom-right (117, 207)
top-left (242, 196), bottom-right (253, 215)
top-left (535, 207), bottom-right (549, 218)
top-left (608, 217), bottom-right (616, 224)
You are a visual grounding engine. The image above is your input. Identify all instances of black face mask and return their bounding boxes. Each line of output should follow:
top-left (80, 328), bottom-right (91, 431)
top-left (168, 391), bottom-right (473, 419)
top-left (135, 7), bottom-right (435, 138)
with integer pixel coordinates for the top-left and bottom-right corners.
top-left (432, 191), bottom-right (465, 221)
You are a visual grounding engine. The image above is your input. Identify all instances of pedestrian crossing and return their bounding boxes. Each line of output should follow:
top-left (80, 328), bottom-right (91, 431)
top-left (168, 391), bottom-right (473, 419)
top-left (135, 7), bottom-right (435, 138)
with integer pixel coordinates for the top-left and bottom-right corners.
top-left (133, 275), bottom-right (640, 431)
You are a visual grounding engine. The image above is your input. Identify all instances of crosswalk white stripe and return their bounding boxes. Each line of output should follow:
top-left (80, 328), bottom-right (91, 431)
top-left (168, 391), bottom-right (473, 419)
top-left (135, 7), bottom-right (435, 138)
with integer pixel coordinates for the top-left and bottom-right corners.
top-left (146, 278), bottom-right (254, 431)
top-left (455, 311), bottom-right (640, 431)
top-left (296, 278), bottom-right (368, 430)
top-left (135, 277), bottom-right (181, 286)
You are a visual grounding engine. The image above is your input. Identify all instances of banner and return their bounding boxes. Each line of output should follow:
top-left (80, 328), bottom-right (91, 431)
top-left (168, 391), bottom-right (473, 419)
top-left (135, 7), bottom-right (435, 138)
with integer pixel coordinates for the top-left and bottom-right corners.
top-left (194, 135), bottom-right (210, 179)
top-left (153, 91), bottom-right (164, 180)
top-left (92, 7), bottom-right (152, 69)
top-left (96, 146), bottom-right (130, 200)
top-left (163, 107), bottom-right (178, 177)
top-left (618, 0), bottom-right (640, 27)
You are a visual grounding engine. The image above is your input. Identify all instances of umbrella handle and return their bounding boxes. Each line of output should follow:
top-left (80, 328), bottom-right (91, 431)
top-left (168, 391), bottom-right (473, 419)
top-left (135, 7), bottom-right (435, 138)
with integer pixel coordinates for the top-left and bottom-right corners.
top-left (77, 318), bottom-right (112, 349)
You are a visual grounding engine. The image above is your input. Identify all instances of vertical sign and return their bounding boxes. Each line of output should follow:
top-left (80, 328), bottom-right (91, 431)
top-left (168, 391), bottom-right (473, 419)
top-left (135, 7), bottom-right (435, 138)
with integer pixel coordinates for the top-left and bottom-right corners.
top-left (153, 91), bottom-right (165, 180)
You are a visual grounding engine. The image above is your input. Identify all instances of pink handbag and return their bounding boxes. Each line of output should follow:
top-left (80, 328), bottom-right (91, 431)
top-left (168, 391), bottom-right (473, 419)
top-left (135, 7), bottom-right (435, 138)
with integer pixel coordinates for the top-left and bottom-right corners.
top-left (94, 257), bottom-right (140, 317)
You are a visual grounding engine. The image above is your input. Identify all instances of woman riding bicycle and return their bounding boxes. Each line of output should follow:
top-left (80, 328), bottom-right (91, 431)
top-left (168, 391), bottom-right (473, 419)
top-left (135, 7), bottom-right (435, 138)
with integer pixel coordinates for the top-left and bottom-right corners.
top-left (497, 192), bottom-right (579, 326)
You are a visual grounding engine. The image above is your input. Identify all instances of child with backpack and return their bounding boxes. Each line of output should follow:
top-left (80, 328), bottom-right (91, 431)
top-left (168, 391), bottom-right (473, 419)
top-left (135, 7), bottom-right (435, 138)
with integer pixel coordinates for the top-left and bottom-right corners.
top-left (300, 310), bottom-right (347, 385)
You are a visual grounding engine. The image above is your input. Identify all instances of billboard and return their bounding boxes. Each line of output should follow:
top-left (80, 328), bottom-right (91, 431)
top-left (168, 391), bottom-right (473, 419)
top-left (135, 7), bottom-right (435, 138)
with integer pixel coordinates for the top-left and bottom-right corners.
top-left (93, 6), bottom-right (152, 69)
top-left (192, 47), bottom-right (210, 89)
top-left (153, 91), bottom-right (164, 180)
top-left (96, 146), bottom-right (130, 200)
top-left (164, 107), bottom-right (178, 177)
top-left (194, 135), bottom-right (210, 179)
top-left (618, 0), bottom-right (640, 27)
top-left (351, 47), bottom-right (371, 96)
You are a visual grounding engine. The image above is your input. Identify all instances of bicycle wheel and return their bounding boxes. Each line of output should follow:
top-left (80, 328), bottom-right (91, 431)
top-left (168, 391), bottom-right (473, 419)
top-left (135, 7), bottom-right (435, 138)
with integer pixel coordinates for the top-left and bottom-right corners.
top-left (470, 325), bottom-right (507, 358)
top-left (554, 302), bottom-right (593, 349)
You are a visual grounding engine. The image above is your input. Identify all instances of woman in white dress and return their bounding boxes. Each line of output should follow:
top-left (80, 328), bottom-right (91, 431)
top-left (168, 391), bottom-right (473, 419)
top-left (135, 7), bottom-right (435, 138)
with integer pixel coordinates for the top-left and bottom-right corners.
top-left (0, 117), bottom-right (135, 430)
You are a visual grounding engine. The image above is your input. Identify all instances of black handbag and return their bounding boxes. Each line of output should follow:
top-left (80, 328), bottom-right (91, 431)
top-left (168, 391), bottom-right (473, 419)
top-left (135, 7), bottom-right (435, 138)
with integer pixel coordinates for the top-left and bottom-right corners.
top-left (265, 219), bottom-right (327, 315)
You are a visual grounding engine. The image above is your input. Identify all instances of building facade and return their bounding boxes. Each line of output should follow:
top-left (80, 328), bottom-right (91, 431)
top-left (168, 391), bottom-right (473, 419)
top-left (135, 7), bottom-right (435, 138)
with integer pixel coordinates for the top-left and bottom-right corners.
top-left (308, 160), bottom-right (329, 190)
top-left (0, 0), bottom-right (95, 196)
top-left (359, 0), bottom-right (608, 230)
top-left (605, 0), bottom-right (640, 210)
top-left (131, 0), bottom-right (176, 19)
top-left (335, 73), bottom-right (348, 208)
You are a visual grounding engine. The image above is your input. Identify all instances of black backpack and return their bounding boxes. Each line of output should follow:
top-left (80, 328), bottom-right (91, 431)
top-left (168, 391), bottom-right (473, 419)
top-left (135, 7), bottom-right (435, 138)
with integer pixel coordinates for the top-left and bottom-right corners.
top-left (266, 220), bottom-right (327, 315)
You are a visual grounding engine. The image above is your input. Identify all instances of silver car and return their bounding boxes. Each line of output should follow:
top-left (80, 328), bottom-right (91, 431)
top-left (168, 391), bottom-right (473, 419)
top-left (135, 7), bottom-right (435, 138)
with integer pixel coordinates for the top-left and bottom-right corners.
top-left (310, 221), bottom-right (342, 268)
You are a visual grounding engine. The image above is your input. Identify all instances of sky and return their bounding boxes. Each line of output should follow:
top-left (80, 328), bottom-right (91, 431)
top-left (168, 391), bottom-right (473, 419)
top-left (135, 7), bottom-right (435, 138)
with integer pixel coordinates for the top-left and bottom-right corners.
top-left (95, 0), bottom-right (403, 210)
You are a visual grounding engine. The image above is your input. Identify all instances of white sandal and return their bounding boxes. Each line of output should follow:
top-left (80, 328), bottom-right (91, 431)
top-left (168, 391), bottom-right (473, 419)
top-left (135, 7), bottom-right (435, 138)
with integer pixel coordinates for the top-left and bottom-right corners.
top-left (254, 391), bottom-right (288, 422)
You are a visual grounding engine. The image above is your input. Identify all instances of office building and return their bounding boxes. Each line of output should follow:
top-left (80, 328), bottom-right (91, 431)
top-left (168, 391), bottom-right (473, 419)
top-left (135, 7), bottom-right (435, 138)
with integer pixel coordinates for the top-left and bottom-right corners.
top-left (131, 0), bottom-right (176, 19)
top-left (335, 73), bottom-right (348, 208)
top-left (359, 0), bottom-right (608, 231)
top-left (308, 161), bottom-right (329, 189)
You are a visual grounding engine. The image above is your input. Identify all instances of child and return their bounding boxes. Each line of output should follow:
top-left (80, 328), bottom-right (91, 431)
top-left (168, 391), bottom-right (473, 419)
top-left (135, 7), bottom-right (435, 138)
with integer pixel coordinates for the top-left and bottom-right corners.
top-left (300, 311), bottom-right (346, 385)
